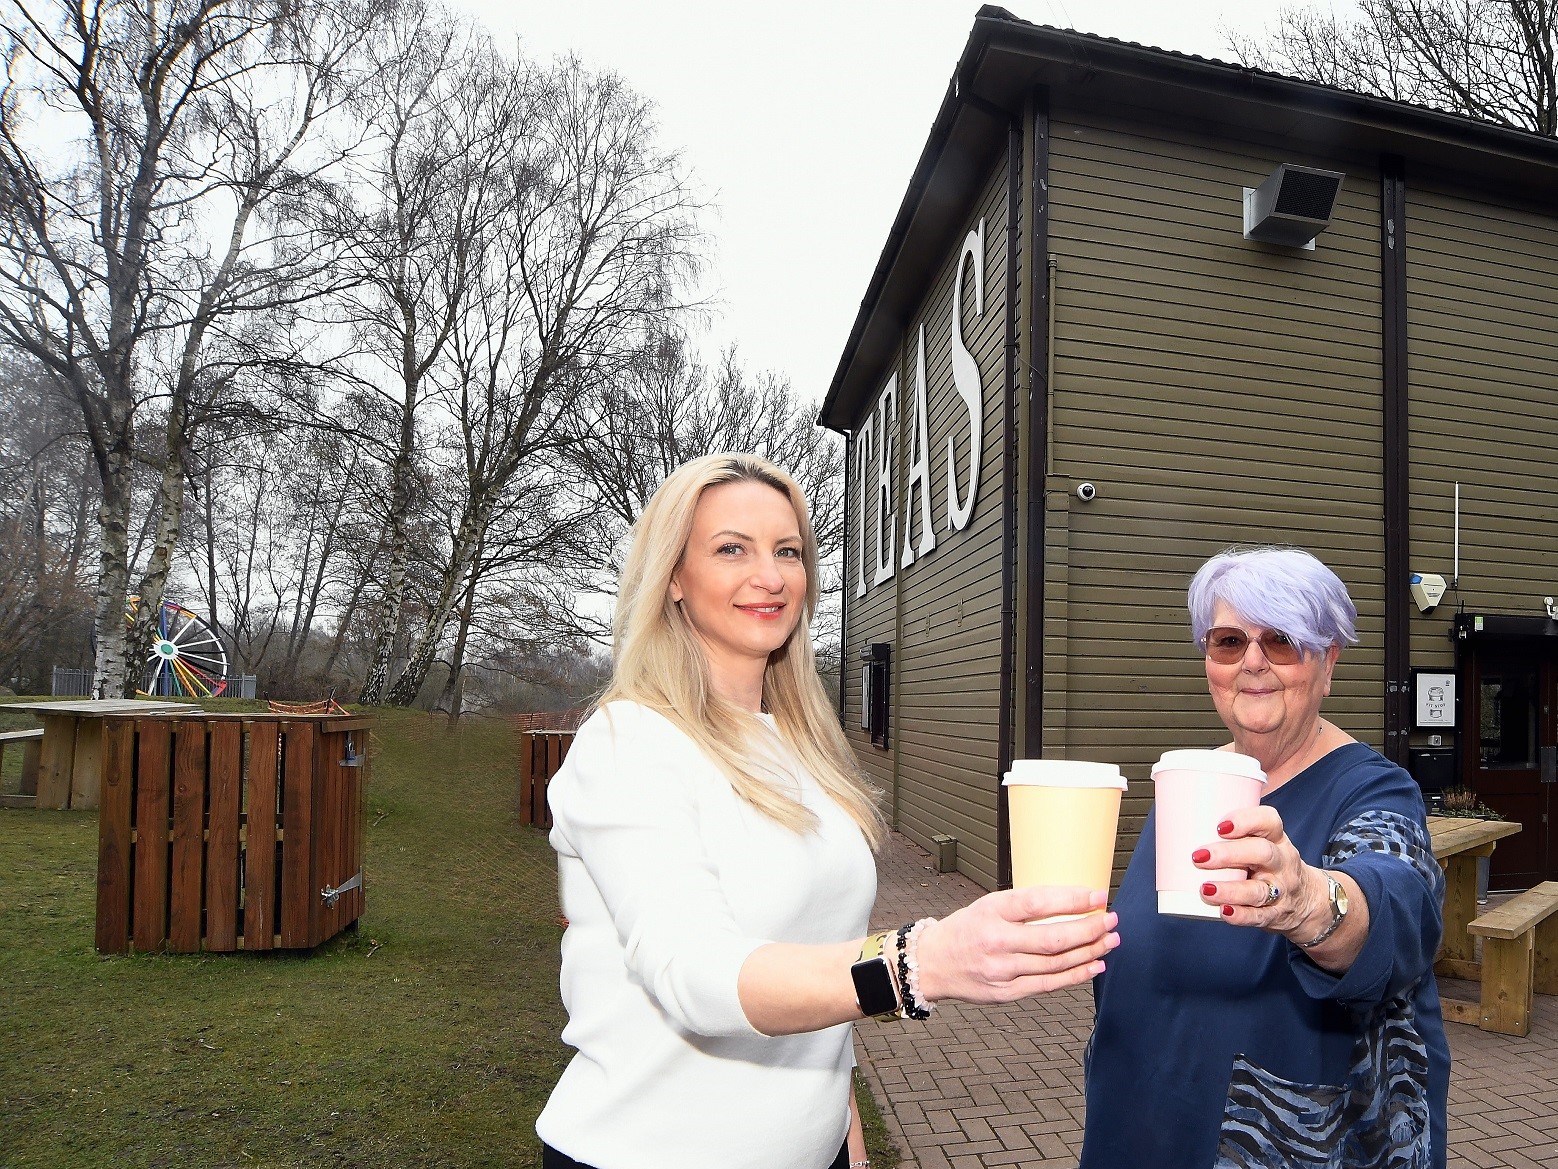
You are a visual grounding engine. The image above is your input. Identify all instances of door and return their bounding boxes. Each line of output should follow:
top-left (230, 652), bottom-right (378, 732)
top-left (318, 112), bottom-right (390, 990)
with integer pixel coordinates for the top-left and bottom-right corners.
top-left (1463, 641), bottom-right (1556, 889)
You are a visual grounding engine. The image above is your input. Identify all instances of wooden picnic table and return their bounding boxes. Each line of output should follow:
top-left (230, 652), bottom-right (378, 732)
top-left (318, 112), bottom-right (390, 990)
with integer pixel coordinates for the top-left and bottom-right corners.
top-left (1428, 814), bottom-right (1523, 976)
top-left (28, 699), bottom-right (197, 810)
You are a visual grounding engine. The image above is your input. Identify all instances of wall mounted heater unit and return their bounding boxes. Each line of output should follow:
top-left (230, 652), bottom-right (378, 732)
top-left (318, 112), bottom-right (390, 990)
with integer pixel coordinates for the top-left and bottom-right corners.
top-left (1242, 164), bottom-right (1346, 249)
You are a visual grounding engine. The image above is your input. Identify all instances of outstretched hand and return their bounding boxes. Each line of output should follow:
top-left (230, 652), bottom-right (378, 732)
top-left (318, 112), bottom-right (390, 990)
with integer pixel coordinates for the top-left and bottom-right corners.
top-left (1192, 806), bottom-right (1324, 933)
top-left (914, 887), bottom-right (1119, 1006)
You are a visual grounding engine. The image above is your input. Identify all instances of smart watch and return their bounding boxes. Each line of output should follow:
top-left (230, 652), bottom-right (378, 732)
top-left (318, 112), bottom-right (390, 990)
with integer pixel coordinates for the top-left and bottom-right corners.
top-left (850, 932), bottom-right (902, 1020)
top-left (1296, 875), bottom-right (1349, 949)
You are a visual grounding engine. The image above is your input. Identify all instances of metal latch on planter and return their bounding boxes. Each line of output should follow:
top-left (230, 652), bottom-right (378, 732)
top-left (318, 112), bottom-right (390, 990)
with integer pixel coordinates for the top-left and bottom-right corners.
top-left (321, 872), bottom-right (362, 906)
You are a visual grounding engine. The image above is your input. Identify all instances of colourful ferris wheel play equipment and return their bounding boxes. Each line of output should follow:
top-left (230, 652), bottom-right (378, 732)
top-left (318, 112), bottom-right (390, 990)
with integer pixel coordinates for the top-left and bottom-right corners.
top-left (126, 597), bottom-right (230, 698)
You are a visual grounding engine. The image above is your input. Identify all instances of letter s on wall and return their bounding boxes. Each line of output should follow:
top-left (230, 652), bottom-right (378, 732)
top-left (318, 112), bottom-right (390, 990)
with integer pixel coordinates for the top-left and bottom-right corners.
top-left (946, 220), bottom-right (984, 531)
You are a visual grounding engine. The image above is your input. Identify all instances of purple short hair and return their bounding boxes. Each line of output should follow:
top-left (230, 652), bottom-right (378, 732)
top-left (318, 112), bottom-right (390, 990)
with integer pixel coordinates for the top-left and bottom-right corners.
top-left (1188, 546), bottom-right (1358, 659)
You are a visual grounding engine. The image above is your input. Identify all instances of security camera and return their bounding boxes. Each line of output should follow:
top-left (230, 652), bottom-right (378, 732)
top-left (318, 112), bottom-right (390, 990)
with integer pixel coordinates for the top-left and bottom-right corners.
top-left (1075, 482), bottom-right (1097, 502)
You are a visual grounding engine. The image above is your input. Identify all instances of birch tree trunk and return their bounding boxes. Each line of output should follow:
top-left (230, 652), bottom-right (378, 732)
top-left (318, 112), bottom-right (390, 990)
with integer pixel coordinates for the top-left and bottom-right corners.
top-left (439, 558), bottom-right (482, 727)
top-left (384, 492), bottom-right (490, 706)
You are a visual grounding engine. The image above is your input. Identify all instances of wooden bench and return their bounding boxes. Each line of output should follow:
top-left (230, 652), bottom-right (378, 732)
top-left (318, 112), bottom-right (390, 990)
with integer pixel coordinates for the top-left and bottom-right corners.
top-left (0, 728), bottom-right (44, 808)
top-left (1457, 882), bottom-right (1558, 1037)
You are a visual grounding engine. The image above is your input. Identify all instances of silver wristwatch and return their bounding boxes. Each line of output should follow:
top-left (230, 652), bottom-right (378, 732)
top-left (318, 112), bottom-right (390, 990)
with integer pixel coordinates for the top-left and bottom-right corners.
top-left (1296, 876), bottom-right (1349, 950)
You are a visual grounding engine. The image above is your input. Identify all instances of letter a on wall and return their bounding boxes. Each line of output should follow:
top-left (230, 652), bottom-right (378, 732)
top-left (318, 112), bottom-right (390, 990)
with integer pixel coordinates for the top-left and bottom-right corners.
top-left (947, 221), bottom-right (985, 531)
top-left (901, 324), bottom-right (936, 567)
top-left (873, 377), bottom-right (897, 586)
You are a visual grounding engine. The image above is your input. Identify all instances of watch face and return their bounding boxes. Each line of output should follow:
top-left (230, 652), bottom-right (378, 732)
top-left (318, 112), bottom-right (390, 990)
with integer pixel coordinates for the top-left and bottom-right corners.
top-left (850, 957), bottom-right (899, 1018)
top-left (1331, 878), bottom-right (1349, 915)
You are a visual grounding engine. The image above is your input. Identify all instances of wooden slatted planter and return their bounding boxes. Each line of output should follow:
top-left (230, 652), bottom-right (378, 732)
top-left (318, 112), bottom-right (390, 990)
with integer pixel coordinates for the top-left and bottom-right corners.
top-left (95, 713), bottom-right (370, 954)
top-left (517, 730), bottom-right (573, 830)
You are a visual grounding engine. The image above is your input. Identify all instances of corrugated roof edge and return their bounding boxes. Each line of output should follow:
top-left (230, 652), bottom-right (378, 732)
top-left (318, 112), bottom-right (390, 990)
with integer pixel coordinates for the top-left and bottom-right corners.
top-left (816, 3), bottom-right (1558, 431)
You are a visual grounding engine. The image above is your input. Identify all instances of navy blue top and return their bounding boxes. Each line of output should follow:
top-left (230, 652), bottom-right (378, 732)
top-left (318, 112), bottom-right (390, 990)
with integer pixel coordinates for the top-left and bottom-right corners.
top-left (1080, 743), bottom-right (1450, 1169)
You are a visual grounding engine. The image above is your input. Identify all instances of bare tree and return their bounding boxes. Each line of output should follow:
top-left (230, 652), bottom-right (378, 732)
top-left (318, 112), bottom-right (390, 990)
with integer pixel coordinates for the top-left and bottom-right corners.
top-left (321, 9), bottom-right (534, 704)
top-left (181, 411), bottom-right (371, 694)
top-left (0, 0), bottom-right (384, 696)
top-left (379, 53), bottom-right (703, 707)
top-left (551, 337), bottom-right (845, 645)
top-left (0, 347), bottom-right (93, 686)
top-left (1231, 0), bottom-right (1557, 135)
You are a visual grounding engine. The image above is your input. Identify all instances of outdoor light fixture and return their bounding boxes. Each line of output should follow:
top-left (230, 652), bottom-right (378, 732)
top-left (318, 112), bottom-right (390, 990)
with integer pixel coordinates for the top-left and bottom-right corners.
top-left (1243, 164), bottom-right (1346, 249)
top-left (1545, 596), bottom-right (1558, 621)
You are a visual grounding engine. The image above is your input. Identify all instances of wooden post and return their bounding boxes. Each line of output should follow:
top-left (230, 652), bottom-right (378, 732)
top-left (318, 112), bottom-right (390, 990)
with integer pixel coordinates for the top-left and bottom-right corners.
top-left (131, 721), bottom-right (173, 952)
top-left (279, 720), bottom-right (316, 949)
top-left (168, 722), bottom-right (207, 952)
top-left (1438, 852), bottom-right (1482, 966)
top-left (244, 721), bottom-right (279, 951)
top-left (518, 730), bottom-right (534, 826)
top-left (70, 717), bottom-right (105, 809)
top-left (1536, 906), bottom-right (1558, 997)
top-left (205, 722), bottom-right (242, 952)
top-left (1479, 933), bottom-right (1535, 1037)
top-left (94, 720), bottom-right (136, 954)
top-left (19, 735), bottom-right (40, 796)
top-left (35, 713), bottom-right (78, 809)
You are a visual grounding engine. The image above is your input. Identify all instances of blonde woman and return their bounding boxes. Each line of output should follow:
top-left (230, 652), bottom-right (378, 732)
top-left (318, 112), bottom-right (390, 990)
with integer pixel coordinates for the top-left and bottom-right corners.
top-left (535, 454), bottom-right (1119, 1169)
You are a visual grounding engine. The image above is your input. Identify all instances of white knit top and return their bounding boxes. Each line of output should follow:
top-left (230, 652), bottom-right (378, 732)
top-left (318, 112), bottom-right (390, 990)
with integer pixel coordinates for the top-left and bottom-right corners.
top-left (535, 701), bottom-right (877, 1169)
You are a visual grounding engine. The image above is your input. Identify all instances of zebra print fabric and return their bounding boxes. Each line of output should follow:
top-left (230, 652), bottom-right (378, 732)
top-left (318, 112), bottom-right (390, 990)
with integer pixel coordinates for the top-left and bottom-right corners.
top-left (1214, 811), bottom-right (1440, 1169)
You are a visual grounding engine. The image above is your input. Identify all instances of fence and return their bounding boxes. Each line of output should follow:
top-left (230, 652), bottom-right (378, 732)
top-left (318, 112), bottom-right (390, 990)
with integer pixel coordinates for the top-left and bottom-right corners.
top-left (95, 712), bottom-right (370, 954)
top-left (51, 667), bottom-right (258, 699)
top-left (518, 730), bottom-right (574, 830)
top-left (51, 666), bottom-right (91, 696)
top-left (512, 706), bottom-right (589, 733)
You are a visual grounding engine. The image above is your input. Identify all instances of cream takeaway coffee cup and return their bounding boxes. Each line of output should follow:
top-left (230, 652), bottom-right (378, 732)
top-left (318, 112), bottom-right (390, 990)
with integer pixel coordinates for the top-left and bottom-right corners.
top-left (1003, 759), bottom-right (1127, 921)
top-left (1152, 749), bottom-right (1267, 919)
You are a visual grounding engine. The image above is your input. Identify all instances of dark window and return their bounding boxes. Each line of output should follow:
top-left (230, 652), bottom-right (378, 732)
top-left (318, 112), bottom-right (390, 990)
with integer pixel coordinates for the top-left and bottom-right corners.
top-left (860, 643), bottom-right (890, 749)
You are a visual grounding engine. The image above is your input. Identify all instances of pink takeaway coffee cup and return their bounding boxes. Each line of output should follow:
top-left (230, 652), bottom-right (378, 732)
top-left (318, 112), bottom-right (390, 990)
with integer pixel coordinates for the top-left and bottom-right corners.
top-left (1152, 749), bottom-right (1267, 919)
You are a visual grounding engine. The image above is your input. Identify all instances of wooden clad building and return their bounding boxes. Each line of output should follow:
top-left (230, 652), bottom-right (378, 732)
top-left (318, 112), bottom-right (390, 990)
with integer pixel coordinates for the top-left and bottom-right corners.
top-left (819, 7), bottom-right (1558, 892)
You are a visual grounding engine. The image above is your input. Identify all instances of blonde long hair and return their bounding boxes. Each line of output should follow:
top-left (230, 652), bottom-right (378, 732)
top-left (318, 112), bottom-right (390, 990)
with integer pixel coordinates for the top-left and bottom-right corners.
top-left (601, 453), bottom-right (884, 847)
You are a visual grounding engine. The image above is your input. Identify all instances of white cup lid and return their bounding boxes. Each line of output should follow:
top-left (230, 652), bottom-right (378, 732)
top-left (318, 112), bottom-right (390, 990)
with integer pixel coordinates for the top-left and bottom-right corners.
top-left (1003, 759), bottom-right (1127, 790)
top-left (1151, 749), bottom-right (1266, 783)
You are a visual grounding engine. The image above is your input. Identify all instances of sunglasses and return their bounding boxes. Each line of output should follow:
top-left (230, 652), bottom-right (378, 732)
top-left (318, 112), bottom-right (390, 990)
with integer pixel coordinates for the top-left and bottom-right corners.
top-left (1200, 627), bottom-right (1304, 666)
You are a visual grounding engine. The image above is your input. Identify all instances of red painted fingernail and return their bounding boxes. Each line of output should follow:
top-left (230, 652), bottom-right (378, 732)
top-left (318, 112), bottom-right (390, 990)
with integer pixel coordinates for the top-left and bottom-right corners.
top-left (1217, 821), bottom-right (1234, 836)
top-left (1191, 849), bottom-right (1211, 864)
top-left (1221, 904), bottom-right (1235, 917)
top-left (1201, 882), bottom-right (1217, 897)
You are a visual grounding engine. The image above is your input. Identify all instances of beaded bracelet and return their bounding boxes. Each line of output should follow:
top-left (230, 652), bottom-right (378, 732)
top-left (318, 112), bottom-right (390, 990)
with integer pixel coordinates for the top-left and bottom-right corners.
top-left (894, 917), bottom-right (936, 1020)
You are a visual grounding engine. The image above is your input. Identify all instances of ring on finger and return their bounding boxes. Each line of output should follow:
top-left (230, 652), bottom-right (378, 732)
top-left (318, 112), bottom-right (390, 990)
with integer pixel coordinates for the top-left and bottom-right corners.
top-left (1262, 881), bottom-right (1281, 907)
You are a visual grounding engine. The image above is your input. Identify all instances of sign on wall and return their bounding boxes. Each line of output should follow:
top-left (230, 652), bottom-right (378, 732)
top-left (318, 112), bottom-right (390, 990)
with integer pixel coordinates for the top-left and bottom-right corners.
top-left (1412, 669), bottom-right (1456, 730)
top-left (855, 219), bottom-right (988, 596)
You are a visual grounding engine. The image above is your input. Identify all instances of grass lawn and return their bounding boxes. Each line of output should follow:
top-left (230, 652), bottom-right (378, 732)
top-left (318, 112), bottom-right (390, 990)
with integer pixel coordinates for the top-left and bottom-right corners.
top-left (0, 700), bottom-right (900, 1168)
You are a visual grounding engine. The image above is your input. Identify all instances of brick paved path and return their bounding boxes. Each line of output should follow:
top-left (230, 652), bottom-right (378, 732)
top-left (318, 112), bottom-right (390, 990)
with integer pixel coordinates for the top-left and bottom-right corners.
top-left (862, 832), bottom-right (1558, 1169)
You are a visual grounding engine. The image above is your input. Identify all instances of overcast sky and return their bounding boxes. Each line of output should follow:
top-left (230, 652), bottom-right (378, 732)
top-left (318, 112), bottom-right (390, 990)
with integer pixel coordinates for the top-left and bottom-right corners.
top-left (454, 1), bottom-right (1357, 406)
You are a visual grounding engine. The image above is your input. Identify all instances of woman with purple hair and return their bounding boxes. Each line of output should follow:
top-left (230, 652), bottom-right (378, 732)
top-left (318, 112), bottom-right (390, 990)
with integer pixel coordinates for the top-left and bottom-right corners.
top-left (1080, 546), bottom-right (1450, 1169)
